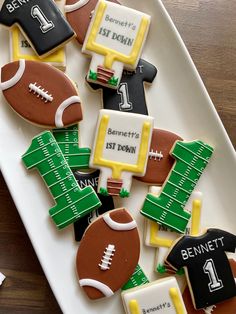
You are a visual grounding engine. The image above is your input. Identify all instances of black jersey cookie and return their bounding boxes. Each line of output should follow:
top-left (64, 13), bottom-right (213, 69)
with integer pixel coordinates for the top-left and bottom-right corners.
top-left (88, 59), bottom-right (157, 115)
top-left (0, 0), bottom-right (74, 57)
top-left (166, 228), bottom-right (236, 310)
top-left (73, 170), bottom-right (114, 241)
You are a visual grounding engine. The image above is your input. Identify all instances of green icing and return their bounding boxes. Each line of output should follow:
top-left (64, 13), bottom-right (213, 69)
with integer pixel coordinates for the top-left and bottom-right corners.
top-left (157, 264), bottom-right (166, 274)
top-left (22, 131), bottom-right (101, 229)
top-left (108, 76), bottom-right (118, 86)
top-left (122, 264), bottom-right (149, 291)
top-left (176, 268), bottom-right (185, 275)
top-left (119, 188), bottom-right (130, 198)
top-left (141, 140), bottom-right (213, 233)
top-left (89, 70), bottom-right (97, 81)
top-left (52, 124), bottom-right (91, 170)
top-left (99, 187), bottom-right (109, 196)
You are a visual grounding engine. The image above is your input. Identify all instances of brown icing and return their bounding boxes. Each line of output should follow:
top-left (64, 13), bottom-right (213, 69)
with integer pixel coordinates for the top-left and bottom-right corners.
top-left (107, 178), bottom-right (123, 196)
top-left (135, 129), bottom-right (183, 185)
top-left (76, 208), bottom-right (140, 300)
top-left (65, 0), bottom-right (120, 45)
top-left (183, 259), bottom-right (236, 313)
top-left (1, 60), bottom-right (82, 128)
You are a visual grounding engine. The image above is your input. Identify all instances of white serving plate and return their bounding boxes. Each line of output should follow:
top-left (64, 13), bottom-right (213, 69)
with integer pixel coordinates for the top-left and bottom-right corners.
top-left (0, 0), bottom-right (236, 313)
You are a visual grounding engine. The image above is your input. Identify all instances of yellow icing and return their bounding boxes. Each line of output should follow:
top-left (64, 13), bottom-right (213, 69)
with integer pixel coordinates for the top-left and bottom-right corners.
top-left (85, 0), bottom-right (149, 69)
top-left (169, 287), bottom-right (185, 314)
top-left (149, 221), bottom-right (173, 247)
top-left (128, 299), bottom-right (141, 314)
top-left (11, 26), bottom-right (65, 64)
top-left (190, 199), bottom-right (202, 236)
top-left (93, 114), bottom-right (152, 179)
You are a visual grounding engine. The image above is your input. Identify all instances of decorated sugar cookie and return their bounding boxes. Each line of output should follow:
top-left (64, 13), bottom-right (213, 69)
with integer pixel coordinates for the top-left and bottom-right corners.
top-left (90, 109), bottom-right (154, 197)
top-left (73, 169), bottom-right (114, 241)
top-left (183, 259), bottom-right (236, 313)
top-left (76, 208), bottom-right (140, 300)
top-left (65, 0), bottom-right (120, 45)
top-left (9, 26), bottom-right (66, 70)
top-left (135, 129), bottom-right (183, 184)
top-left (141, 140), bottom-right (214, 233)
top-left (52, 124), bottom-right (91, 170)
top-left (122, 264), bottom-right (149, 291)
top-left (166, 229), bottom-right (236, 309)
top-left (0, 60), bottom-right (82, 128)
top-left (0, 0), bottom-right (74, 57)
top-left (22, 131), bottom-right (101, 229)
top-left (82, 0), bottom-right (151, 89)
top-left (121, 277), bottom-right (187, 314)
top-left (88, 59), bottom-right (157, 115)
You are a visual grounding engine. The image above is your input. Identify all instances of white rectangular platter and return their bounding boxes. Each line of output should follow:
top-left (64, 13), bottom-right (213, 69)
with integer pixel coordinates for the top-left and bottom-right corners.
top-left (0, 0), bottom-right (235, 313)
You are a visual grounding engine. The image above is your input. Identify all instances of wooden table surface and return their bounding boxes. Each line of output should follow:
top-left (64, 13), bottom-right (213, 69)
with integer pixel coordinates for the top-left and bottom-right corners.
top-left (0, 1), bottom-right (235, 313)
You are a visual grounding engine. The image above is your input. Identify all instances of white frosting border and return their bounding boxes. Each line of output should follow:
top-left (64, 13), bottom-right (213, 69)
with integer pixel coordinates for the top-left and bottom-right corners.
top-left (0, 59), bottom-right (25, 90)
top-left (103, 212), bottom-right (137, 231)
top-left (55, 95), bottom-right (81, 128)
top-left (65, 0), bottom-right (90, 13)
top-left (79, 278), bottom-right (114, 297)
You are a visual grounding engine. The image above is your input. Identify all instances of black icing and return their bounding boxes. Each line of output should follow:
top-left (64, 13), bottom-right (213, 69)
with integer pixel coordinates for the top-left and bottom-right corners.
top-left (88, 59), bottom-right (157, 115)
top-left (166, 228), bottom-right (236, 309)
top-left (73, 170), bottom-right (114, 241)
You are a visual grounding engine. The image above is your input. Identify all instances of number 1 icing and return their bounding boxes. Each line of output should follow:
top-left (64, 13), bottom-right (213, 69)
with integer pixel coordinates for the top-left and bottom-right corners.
top-left (22, 131), bottom-right (101, 229)
top-left (90, 109), bottom-right (154, 197)
top-left (140, 140), bottom-right (214, 233)
top-left (82, 0), bottom-right (151, 89)
top-left (0, 0), bottom-right (75, 57)
top-left (183, 259), bottom-right (236, 313)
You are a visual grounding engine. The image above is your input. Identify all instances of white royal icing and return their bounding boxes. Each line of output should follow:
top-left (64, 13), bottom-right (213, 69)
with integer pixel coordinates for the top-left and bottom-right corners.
top-left (29, 82), bottom-right (53, 102)
top-left (103, 213), bottom-right (137, 231)
top-left (0, 59), bottom-right (25, 90)
top-left (79, 278), bottom-right (114, 297)
top-left (55, 95), bottom-right (81, 128)
top-left (65, 0), bottom-right (90, 13)
top-left (99, 244), bottom-right (115, 270)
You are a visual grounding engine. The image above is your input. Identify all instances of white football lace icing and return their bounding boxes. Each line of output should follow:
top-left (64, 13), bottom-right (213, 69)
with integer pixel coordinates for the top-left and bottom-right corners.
top-left (55, 95), bottom-right (81, 128)
top-left (29, 82), bottom-right (53, 102)
top-left (79, 279), bottom-right (114, 297)
top-left (103, 212), bottom-right (137, 231)
top-left (149, 149), bottom-right (164, 161)
top-left (0, 59), bottom-right (25, 90)
top-left (65, 0), bottom-right (90, 13)
top-left (99, 244), bottom-right (115, 270)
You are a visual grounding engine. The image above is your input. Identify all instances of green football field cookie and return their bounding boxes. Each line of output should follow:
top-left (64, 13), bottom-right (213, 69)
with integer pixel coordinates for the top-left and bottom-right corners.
top-left (141, 140), bottom-right (213, 233)
top-left (22, 131), bottom-right (101, 229)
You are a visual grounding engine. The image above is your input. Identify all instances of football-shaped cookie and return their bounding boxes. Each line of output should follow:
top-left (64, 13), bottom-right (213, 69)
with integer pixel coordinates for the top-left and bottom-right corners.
top-left (134, 129), bottom-right (183, 185)
top-left (76, 208), bottom-right (140, 300)
top-left (0, 59), bottom-right (82, 128)
top-left (65, 0), bottom-right (120, 45)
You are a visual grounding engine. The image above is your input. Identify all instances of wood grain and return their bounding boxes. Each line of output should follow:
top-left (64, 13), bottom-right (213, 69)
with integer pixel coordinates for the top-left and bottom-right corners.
top-left (0, 1), bottom-right (235, 313)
